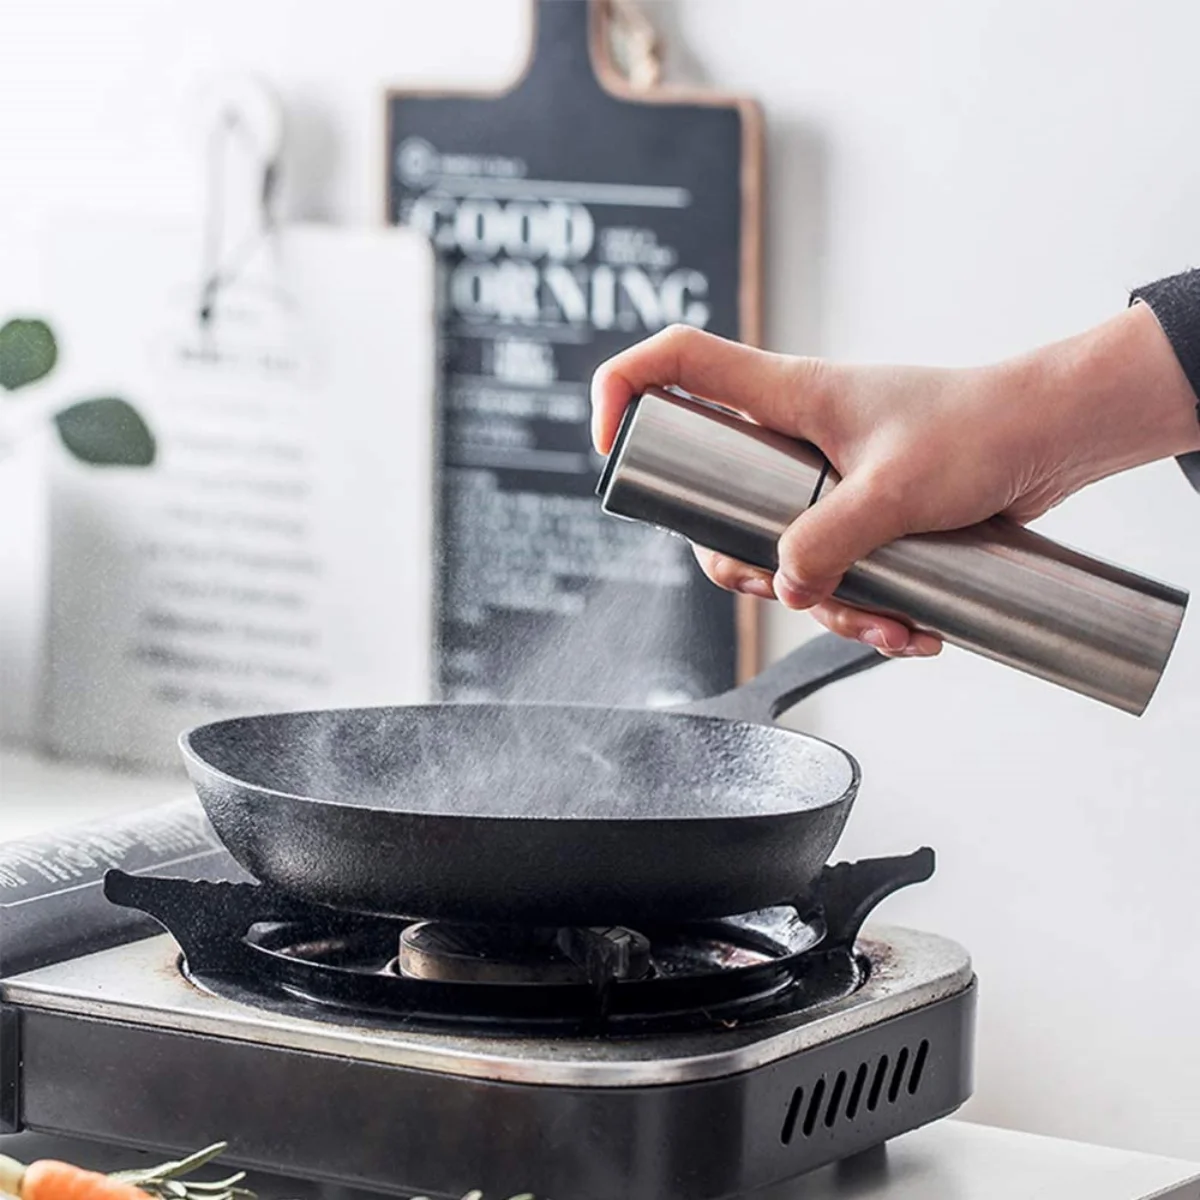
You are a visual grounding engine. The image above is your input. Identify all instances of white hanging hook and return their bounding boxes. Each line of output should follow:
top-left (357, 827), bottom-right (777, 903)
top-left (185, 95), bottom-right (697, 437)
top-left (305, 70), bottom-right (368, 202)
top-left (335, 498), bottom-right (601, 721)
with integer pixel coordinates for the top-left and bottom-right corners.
top-left (184, 73), bottom-right (285, 325)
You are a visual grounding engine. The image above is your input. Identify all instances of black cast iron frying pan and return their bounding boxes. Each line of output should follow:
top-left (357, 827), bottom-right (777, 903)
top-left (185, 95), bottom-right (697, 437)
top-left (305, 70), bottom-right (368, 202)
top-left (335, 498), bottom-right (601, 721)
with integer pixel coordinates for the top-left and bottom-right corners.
top-left (179, 634), bottom-right (887, 925)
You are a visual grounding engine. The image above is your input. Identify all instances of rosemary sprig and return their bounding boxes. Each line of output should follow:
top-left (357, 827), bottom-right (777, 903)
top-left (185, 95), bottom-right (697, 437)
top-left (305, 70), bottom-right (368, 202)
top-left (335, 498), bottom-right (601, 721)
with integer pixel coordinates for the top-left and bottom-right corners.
top-left (108, 1143), bottom-right (255, 1200)
top-left (110, 1144), bottom-right (534, 1200)
top-left (411, 1193), bottom-right (534, 1200)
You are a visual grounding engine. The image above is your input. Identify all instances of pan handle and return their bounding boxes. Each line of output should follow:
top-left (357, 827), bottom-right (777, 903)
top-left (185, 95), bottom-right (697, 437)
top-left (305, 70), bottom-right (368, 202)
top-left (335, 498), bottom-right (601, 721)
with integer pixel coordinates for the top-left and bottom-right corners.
top-left (809, 847), bottom-right (936, 950)
top-left (683, 632), bottom-right (888, 726)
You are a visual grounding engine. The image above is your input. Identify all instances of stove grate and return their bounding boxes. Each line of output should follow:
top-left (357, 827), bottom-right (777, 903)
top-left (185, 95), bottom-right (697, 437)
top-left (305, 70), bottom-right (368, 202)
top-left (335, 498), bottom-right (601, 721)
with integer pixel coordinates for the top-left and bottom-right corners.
top-left (102, 848), bottom-right (937, 1036)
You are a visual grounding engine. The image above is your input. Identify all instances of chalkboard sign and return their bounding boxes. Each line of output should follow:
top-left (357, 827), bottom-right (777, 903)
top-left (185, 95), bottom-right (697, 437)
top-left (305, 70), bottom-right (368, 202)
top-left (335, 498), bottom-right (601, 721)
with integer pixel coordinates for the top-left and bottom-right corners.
top-left (387, 0), bottom-right (762, 704)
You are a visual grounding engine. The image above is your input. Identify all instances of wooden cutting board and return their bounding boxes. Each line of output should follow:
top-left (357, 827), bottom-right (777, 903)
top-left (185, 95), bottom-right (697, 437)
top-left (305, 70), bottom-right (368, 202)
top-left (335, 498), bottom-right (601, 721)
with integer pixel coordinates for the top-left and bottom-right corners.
top-left (387, 0), bottom-right (763, 704)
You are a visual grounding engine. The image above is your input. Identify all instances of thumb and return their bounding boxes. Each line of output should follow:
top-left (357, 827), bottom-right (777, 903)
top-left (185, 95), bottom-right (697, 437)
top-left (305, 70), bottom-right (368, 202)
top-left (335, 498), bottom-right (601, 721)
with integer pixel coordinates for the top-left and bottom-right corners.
top-left (774, 474), bottom-right (908, 606)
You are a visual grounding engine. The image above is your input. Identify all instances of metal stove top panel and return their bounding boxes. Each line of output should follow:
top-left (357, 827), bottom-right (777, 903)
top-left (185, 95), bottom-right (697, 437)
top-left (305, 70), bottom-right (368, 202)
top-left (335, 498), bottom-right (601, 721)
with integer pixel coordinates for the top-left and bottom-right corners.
top-left (0, 925), bottom-right (971, 1087)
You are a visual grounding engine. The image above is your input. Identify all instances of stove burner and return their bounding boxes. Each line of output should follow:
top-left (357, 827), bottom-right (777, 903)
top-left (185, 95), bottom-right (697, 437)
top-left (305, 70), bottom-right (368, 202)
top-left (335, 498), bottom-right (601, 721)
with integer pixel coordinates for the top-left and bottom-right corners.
top-left (102, 848), bottom-right (935, 1036)
top-left (397, 923), bottom-right (653, 984)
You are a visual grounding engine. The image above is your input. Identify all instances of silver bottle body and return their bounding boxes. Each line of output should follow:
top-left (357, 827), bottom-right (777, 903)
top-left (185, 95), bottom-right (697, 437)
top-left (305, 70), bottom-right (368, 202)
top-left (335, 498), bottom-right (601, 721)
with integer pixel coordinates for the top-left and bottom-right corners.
top-left (597, 388), bottom-right (1189, 715)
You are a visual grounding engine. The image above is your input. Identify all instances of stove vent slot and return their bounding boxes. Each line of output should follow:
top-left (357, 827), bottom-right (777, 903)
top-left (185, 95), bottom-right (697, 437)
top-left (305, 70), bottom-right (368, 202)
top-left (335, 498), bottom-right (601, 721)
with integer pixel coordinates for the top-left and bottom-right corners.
top-left (887, 1047), bottom-right (910, 1104)
top-left (908, 1038), bottom-right (930, 1094)
top-left (802, 1076), bottom-right (826, 1137)
top-left (866, 1054), bottom-right (889, 1112)
top-left (780, 1039), bottom-right (931, 1144)
top-left (845, 1062), bottom-right (869, 1120)
top-left (780, 1086), bottom-right (805, 1144)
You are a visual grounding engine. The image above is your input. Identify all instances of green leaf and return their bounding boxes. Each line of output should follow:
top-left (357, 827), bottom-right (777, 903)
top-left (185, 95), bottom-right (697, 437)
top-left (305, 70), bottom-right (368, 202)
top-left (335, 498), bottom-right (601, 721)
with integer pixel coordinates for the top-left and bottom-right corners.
top-left (0, 318), bottom-right (58, 390)
top-left (53, 397), bottom-right (156, 466)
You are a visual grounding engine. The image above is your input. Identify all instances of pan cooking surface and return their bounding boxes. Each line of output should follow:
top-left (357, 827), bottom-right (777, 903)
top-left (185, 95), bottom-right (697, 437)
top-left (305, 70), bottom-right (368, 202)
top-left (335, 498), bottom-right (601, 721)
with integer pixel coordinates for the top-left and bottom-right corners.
top-left (184, 704), bottom-right (856, 820)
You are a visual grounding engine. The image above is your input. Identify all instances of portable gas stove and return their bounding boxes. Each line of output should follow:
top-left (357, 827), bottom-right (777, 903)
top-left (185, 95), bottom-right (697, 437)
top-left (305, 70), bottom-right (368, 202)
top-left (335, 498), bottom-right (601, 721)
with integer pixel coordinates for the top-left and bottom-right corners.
top-left (0, 820), bottom-right (974, 1200)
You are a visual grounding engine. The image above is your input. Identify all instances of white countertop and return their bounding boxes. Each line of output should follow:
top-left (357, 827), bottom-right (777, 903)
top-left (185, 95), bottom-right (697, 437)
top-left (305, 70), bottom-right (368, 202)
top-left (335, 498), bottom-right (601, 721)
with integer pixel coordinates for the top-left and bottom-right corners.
top-left (1, 1121), bottom-right (1197, 1199)
top-left (765, 1120), bottom-right (1200, 1199)
top-left (1, 744), bottom-right (187, 839)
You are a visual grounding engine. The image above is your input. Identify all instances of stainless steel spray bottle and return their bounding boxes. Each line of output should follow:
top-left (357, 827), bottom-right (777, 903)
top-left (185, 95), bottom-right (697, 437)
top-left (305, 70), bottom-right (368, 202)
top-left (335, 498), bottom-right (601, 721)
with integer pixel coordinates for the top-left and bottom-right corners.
top-left (596, 387), bottom-right (1189, 715)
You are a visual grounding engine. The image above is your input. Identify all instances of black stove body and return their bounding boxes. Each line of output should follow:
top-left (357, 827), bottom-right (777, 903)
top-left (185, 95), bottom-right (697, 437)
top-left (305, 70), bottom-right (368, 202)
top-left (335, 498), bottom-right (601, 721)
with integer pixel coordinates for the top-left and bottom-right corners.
top-left (0, 833), bottom-right (974, 1200)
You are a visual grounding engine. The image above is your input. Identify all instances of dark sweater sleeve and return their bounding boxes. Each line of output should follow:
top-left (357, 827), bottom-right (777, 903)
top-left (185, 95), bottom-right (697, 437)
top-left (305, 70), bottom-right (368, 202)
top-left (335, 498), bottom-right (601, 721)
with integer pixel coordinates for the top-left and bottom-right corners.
top-left (1130, 269), bottom-right (1200, 491)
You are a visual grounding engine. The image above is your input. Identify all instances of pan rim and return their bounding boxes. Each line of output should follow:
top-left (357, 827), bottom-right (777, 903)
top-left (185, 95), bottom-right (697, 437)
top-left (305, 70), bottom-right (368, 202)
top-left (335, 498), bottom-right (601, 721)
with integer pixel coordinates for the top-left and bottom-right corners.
top-left (178, 700), bottom-right (862, 822)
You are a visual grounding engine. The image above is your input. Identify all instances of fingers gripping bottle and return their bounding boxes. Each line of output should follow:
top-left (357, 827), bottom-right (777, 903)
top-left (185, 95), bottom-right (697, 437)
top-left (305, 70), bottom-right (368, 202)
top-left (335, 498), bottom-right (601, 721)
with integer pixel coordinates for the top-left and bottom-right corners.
top-left (597, 387), bottom-right (1188, 715)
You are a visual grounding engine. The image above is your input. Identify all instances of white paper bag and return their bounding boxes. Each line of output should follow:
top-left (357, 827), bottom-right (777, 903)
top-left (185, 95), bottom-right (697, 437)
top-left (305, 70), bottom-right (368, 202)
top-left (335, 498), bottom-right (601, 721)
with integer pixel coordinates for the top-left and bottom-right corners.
top-left (41, 215), bottom-right (436, 770)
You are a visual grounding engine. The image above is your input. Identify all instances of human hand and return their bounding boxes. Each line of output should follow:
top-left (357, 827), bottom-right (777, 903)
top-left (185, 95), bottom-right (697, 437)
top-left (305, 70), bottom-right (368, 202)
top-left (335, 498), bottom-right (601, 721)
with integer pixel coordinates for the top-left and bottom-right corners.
top-left (591, 304), bottom-right (1200, 656)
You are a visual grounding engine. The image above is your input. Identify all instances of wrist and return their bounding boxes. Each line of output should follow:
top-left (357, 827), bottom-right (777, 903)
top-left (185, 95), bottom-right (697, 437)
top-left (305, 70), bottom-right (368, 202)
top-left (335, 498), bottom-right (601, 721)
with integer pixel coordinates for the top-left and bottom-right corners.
top-left (1020, 302), bottom-right (1200, 490)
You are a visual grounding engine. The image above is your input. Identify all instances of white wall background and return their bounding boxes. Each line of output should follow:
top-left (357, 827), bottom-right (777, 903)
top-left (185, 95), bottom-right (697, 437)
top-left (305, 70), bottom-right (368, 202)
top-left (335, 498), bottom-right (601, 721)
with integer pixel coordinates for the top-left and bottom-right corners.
top-left (3, 0), bottom-right (1200, 1163)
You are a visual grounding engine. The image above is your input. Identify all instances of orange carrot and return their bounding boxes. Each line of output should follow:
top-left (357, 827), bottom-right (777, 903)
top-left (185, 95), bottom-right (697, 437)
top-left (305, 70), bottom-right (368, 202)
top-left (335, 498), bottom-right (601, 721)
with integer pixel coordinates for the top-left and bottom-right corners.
top-left (0, 1158), bottom-right (149, 1200)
